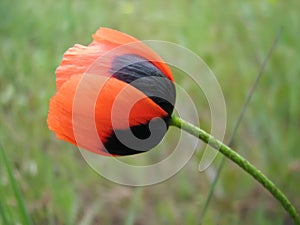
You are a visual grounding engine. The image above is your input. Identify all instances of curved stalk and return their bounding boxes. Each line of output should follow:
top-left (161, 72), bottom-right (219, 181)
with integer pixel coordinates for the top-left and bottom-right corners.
top-left (169, 115), bottom-right (300, 225)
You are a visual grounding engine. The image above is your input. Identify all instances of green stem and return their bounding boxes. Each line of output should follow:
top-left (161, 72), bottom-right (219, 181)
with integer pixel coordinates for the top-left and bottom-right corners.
top-left (199, 27), bottom-right (284, 223)
top-left (169, 115), bottom-right (300, 225)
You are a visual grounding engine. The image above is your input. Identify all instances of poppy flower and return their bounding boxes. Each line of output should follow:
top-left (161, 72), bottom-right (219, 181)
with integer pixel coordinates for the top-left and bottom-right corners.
top-left (47, 27), bottom-right (176, 156)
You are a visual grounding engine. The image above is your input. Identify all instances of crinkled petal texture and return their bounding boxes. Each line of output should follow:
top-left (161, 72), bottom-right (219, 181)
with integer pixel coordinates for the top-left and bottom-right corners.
top-left (48, 27), bottom-right (175, 156)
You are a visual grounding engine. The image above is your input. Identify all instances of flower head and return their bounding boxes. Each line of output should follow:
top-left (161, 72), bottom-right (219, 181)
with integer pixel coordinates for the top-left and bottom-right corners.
top-left (48, 27), bottom-right (175, 156)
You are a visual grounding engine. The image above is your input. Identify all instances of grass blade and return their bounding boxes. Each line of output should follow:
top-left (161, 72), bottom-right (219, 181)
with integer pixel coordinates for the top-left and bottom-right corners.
top-left (124, 188), bottom-right (143, 225)
top-left (0, 140), bottom-right (33, 225)
top-left (0, 196), bottom-right (9, 225)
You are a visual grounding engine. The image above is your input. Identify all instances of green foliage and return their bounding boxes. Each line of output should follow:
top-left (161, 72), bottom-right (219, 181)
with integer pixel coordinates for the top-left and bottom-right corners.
top-left (0, 0), bottom-right (299, 224)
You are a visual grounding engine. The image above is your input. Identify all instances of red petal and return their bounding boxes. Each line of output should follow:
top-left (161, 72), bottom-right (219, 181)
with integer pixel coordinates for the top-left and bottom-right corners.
top-left (48, 74), bottom-right (168, 155)
top-left (55, 43), bottom-right (114, 90)
top-left (92, 27), bottom-right (174, 81)
top-left (55, 28), bottom-right (173, 92)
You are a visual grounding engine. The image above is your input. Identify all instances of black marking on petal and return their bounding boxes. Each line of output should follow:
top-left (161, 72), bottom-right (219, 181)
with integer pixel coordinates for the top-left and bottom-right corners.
top-left (108, 54), bottom-right (176, 155)
top-left (111, 54), bottom-right (176, 116)
top-left (129, 76), bottom-right (175, 116)
top-left (104, 117), bottom-right (168, 155)
top-left (111, 54), bottom-right (165, 83)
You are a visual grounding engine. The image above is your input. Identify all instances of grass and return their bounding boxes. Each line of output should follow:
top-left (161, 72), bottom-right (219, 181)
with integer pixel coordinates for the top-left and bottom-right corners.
top-left (0, 0), bottom-right (300, 224)
top-left (0, 141), bottom-right (33, 225)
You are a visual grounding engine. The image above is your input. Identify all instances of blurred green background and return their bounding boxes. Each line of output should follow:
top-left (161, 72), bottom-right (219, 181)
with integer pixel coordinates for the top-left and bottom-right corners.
top-left (1, 0), bottom-right (299, 224)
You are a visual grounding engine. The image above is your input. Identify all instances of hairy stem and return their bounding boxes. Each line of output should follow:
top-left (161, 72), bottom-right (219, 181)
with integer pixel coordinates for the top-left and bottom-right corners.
top-left (199, 27), bottom-right (284, 223)
top-left (169, 115), bottom-right (300, 225)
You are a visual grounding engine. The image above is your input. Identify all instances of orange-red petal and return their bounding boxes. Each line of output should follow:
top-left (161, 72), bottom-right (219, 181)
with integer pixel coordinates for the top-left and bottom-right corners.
top-left (55, 28), bottom-right (173, 92)
top-left (55, 43), bottom-right (114, 90)
top-left (48, 74), bottom-right (168, 155)
top-left (92, 27), bottom-right (173, 81)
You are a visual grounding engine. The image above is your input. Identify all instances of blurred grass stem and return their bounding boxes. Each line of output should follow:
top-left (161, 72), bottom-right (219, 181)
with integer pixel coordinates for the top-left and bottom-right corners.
top-left (0, 140), bottom-right (33, 225)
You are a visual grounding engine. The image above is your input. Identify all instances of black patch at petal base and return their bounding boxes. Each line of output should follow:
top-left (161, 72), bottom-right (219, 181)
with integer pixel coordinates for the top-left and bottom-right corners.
top-left (111, 54), bottom-right (165, 82)
top-left (103, 117), bottom-right (168, 155)
top-left (106, 54), bottom-right (176, 155)
top-left (111, 54), bottom-right (176, 116)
